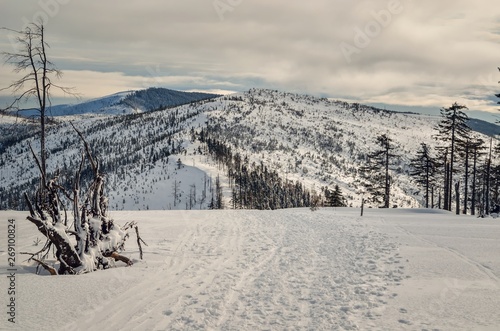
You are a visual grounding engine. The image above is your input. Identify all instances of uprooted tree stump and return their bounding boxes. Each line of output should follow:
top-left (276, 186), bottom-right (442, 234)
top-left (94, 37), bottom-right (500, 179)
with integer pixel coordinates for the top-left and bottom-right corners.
top-left (24, 123), bottom-right (146, 275)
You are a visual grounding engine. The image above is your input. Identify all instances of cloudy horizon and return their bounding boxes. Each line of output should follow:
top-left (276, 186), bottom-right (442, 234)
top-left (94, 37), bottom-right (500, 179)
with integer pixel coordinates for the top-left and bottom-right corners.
top-left (1, 0), bottom-right (499, 122)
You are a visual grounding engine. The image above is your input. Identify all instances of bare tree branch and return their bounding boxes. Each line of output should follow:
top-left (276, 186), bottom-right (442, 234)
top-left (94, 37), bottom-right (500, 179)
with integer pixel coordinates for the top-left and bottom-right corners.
top-left (7, 22), bottom-right (144, 275)
top-left (70, 122), bottom-right (99, 173)
top-left (27, 142), bottom-right (47, 189)
top-left (20, 252), bottom-right (58, 275)
top-left (107, 252), bottom-right (133, 266)
top-left (135, 226), bottom-right (148, 260)
top-left (31, 257), bottom-right (58, 275)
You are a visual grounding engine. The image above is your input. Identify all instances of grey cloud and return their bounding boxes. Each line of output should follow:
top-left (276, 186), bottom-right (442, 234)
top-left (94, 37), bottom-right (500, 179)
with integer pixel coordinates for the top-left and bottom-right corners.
top-left (1, 0), bottom-right (500, 118)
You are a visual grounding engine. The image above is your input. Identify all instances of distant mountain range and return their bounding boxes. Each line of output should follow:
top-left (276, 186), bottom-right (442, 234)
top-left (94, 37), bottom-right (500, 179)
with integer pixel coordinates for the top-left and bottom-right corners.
top-left (466, 118), bottom-right (499, 137)
top-left (0, 88), bottom-right (498, 211)
top-left (9, 87), bottom-right (220, 117)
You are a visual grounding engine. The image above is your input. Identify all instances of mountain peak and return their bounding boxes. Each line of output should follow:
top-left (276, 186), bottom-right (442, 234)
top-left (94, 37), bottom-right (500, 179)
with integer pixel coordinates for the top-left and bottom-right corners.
top-left (10, 87), bottom-right (220, 117)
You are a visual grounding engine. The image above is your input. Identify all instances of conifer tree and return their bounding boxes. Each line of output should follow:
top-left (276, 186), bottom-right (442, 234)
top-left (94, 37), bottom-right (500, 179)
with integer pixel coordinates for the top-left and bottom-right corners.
top-left (361, 134), bottom-right (398, 208)
top-left (326, 185), bottom-right (347, 207)
top-left (496, 67), bottom-right (500, 111)
top-left (471, 138), bottom-right (486, 215)
top-left (433, 103), bottom-right (471, 211)
top-left (458, 136), bottom-right (487, 214)
top-left (410, 143), bottom-right (439, 208)
top-left (215, 174), bottom-right (224, 209)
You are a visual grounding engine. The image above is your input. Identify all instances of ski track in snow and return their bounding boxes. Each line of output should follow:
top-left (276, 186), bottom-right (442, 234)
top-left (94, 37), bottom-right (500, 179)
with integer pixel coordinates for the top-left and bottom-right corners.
top-left (60, 210), bottom-right (403, 331)
top-left (1, 209), bottom-right (499, 330)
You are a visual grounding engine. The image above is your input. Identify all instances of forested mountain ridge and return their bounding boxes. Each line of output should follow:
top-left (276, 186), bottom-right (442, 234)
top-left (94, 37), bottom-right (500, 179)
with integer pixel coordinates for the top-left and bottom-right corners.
top-left (204, 89), bottom-right (442, 208)
top-left (466, 118), bottom-right (500, 137)
top-left (0, 88), bottom-right (497, 211)
top-left (6, 87), bottom-right (220, 117)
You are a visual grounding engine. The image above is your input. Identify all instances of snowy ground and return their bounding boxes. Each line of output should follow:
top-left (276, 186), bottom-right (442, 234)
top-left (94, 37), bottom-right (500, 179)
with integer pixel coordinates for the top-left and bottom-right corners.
top-left (1, 208), bottom-right (499, 330)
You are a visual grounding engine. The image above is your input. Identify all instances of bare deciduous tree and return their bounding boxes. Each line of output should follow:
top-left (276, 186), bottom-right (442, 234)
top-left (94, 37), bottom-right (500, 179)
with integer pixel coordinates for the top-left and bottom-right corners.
top-left (2, 21), bottom-right (145, 274)
top-left (1, 21), bottom-right (76, 177)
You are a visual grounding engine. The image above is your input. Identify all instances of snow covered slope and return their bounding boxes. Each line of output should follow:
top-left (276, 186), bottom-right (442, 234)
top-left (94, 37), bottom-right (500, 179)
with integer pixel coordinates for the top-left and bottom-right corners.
top-left (1, 208), bottom-right (499, 330)
top-left (201, 89), bottom-right (497, 207)
top-left (0, 88), bottom-right (497, 210)
top-left (0, 100), bottom-right (216, 210)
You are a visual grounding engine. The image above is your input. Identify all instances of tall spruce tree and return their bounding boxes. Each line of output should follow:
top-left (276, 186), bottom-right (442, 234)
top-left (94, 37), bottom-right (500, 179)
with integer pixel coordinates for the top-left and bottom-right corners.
top-left (215, 174), bottom-right (224, 209)
top-left (458, 138), bottom-right (472, 214)
top-left (326, 185), bottom-right (347, 207)
top-left (458, 136), bottom-right (486, 214)
top-left (484, 138), bottom-right (494, 214)
top-left (410, 143), bottom-right (439, 208)
top-left (490, 148), bottom-right (500, 213)
top-left (361, 134), bottom-right (398, 208)
top-left (433, 103), bottom-right (471, 211)
top-left (471, 138), bottom-right (486, 215)
top-left (496, 67), bottom-right (500, 111)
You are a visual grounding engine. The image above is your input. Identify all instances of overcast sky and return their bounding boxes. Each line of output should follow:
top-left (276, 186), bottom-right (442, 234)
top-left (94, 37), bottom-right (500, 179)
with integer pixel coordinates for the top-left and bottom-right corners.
top-left (1, 0), bottom-right (500, 121)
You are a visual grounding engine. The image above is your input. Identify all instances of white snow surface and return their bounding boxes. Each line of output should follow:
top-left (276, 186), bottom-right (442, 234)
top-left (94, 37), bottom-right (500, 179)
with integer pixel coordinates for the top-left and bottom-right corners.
top-left (1, 208), bottom-right (499, 330)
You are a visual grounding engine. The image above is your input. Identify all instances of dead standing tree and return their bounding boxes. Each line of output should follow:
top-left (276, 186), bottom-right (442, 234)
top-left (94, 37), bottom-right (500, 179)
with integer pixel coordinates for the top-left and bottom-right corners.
top-left (1, 21), bottom-right (76, 177)
top-left (2, 21), bottom-right (145, 274)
